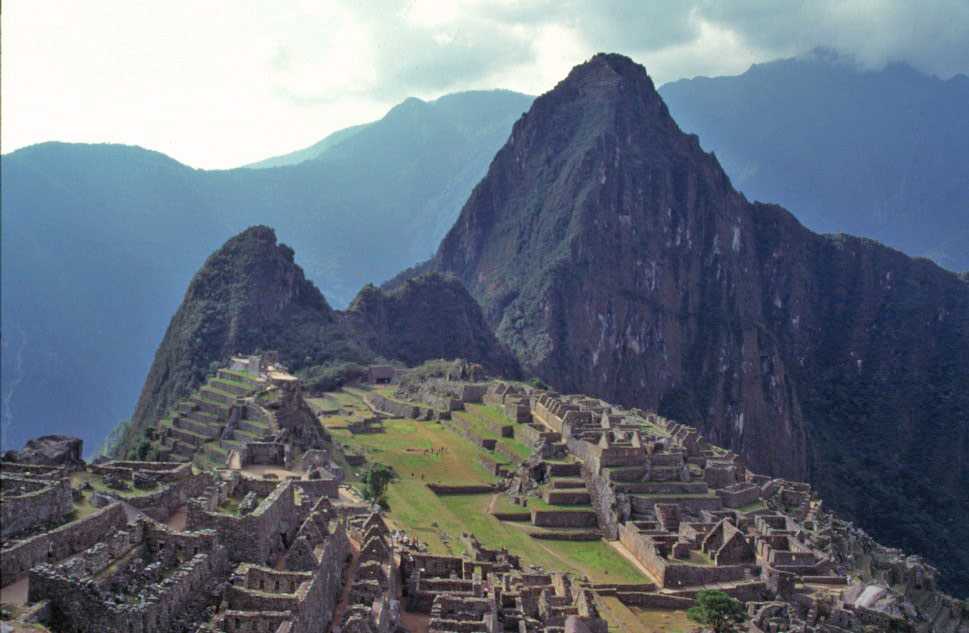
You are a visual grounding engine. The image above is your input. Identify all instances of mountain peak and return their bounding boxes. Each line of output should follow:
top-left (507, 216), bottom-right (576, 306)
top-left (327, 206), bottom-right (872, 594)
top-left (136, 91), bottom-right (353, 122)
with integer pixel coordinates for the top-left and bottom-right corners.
top-left (423, 53), bottom-right (969, 595)
top-left (569, 52), bottom-right (655, 84)
top-left (429, 53), bottom-right (735, 306)
top-left (548, 53), bottom-right (667, 112)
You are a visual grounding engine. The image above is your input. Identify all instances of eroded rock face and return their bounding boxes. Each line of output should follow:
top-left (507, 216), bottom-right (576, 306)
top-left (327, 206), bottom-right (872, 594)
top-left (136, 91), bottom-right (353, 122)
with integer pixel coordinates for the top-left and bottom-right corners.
top-left (344, 275), bottom-right (520, 378)
top-left (422, 53), bottom-right (969, 593)
top-left (4, 435), bottom-right (83, 467)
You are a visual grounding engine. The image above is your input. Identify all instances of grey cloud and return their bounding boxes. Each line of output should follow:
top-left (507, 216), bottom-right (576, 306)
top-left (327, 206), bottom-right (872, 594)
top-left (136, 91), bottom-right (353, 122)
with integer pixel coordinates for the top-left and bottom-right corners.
top-left (274, 0), bottom-right (968, 107)
top-left (697, 1), bottom-right (969, 77)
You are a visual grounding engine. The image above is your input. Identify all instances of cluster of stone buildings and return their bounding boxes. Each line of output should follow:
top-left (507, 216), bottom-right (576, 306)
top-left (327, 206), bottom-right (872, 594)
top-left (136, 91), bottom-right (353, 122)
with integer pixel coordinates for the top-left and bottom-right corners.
top-left (397, 378), bottom-right (965, 632)
top-left (1, 437), bottom-right (357, 632)
top-left (3, 361), bottom-right (967, 633)
top-left (400, 534), bottom-right (607, 633)
top-left (153, 354), bottom-right (330, 472)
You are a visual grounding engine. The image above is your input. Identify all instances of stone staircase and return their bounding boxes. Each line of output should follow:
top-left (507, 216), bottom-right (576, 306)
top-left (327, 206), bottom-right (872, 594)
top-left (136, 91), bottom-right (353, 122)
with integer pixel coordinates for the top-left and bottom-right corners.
top-left (153, 370), bottom-right (268, 466)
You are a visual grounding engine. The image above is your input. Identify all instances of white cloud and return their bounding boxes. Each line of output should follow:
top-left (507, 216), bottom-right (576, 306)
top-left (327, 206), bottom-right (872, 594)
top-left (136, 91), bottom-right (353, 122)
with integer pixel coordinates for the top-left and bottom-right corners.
top-left (2, 0), bottom-right (966, 168)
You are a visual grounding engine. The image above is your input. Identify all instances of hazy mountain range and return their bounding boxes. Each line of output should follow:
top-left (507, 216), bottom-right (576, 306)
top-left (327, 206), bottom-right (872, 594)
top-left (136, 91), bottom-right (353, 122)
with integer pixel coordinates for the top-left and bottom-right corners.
top-left (1, 90), bottom-right (532, 455)
top-left (660, 49), bottom-right (969, 272)
top-left (2, 51), bottom-right (966, 463)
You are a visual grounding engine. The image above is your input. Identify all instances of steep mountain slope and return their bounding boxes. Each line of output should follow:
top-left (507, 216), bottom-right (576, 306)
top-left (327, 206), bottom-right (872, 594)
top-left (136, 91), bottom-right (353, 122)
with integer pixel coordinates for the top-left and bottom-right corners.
top-left (120, 226), bottom-right (516, 455)
top-left (344, 274), bottom-right (519, 375)
top-left (421, 54), bottom-right (969, 594)
top-left (0, 143), bottom-right (228, 455)
top-left (660, 50), bottom-right (969, 272)
top-left (243, 123), bottom-right (371, 169)
top-left (0, 90), bottom-right (532, 455)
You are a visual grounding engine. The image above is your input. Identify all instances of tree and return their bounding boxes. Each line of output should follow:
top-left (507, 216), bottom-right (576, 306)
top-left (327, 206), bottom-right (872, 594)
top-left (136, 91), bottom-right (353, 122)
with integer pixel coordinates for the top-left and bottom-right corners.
top-left (132, 437), bottom-right (153, 461)
top-left (687, 590), bottom-right (746, 633)
top-left (361, 463), bottom-right (396, 509)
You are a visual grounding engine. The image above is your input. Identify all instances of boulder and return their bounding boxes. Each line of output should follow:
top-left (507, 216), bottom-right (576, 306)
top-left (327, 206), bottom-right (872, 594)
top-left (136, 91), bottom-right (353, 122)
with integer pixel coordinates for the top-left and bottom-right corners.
top-left (7, 435), bottom-right (83, 468)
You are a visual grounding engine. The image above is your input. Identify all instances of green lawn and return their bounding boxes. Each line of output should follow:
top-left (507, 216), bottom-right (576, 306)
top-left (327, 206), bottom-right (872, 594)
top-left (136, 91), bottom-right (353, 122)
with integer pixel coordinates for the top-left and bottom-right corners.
top-left (491, 494), bottom-right (530, 515)
top-left (597, 596), bottom-right (694, 633)
top-left (324, 391), bottom-right (647, 584)
top-left (736, 500), bottom-right (767, 514)
top-left (70, 471), bottom-right (160, 499)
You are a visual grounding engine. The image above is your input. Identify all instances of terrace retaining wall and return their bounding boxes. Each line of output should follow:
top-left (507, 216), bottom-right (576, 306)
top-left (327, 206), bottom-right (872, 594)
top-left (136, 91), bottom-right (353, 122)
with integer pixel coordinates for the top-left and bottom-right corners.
top-left (1, 503), bottom-right (127, 585)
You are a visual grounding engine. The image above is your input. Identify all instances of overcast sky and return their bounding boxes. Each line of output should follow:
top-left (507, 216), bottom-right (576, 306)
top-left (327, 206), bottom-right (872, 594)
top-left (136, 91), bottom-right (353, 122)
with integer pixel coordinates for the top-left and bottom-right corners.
top-left (3, 0), bottom-right (967, 169)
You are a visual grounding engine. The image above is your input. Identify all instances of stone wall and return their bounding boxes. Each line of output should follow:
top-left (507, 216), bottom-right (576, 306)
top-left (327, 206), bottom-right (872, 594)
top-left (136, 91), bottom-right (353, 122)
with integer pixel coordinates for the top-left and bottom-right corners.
top-left (426, 484), bottom-right (499, 495)
top-left (124, 472), bottom-right (215, 521)
top-left (531, 510), bottom-right (598, 528)
top-left (518, 424), bottom-right (561, 446)
top-left (629, 495), bottom-right (723, 514)
top-left (617, 523), bottom-right (748, 588)
top-left (445, 417), bottom-right (497, 450)
top-left (616, 592), bottom-right (695, 609)
top-left (478, 453), bottom-right (510, 477)
top-left (545, 490), bottom-right (592, 505)
top-left (496, 443), bottom-right (524, 464)
top-left (583, 462), bottom-right (619, 539)
top-left (292, 478), bottom-right (339, 503)
top-left (1, 502), bottom-right (127, 585)
top-left (716, 484), bottom-right (761, 508)
top-left (0, 462), bottom-right (67, 479)
top-left (0, 475), bottom-right (73, 538)
top-left (29, 525), bottom-right (230, 633)
top-left (240, 442), bottom-right (286, 467)
top-left (366, 394), bottom-right (438, 420)
top-left (89, 461), bottom-right (191, 484)
top-left (504, 400), bottom-right (532, 423)
top-left (187, 480), bottom-right (299, 564)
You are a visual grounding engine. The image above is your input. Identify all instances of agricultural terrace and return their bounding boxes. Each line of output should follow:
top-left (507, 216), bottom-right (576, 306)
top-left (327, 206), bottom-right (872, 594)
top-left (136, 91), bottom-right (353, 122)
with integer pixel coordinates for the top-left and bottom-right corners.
top-left (308, 389), bottom-right (648, 584)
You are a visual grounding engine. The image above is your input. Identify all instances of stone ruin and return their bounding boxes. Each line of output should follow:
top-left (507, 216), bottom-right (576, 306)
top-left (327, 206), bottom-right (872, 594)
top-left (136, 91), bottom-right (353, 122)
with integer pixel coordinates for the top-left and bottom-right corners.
top-left (337, 512), bottom-right (400, 633)
top-left (399, 536), bottom-right (608, 633)
top-left (3, 367), bottom-right (968, 633)
top-left (4, 454), bottom-right (351, 633)
top-left (514, 389), bottom-right (968, 632)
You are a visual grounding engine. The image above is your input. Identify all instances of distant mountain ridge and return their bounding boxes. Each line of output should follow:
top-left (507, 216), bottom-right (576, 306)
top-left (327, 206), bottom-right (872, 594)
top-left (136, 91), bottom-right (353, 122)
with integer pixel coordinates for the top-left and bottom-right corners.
top-left (1, 90), bottom-right (533, 455)
top-left (243, 123), bottom-right (372, 169)
top-left (4, 50), bottom-right (968, 475)
top-left (659, 50), bottom-right (969, 272)
top-left (418, 53), bottom-right (969, 594)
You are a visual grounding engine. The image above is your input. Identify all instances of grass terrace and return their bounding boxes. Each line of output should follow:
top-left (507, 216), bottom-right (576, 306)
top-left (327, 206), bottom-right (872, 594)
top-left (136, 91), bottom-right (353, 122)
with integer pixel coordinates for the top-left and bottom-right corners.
top-left (597, 596), bottom-right (696, 633)
top-left (322, 390), bottom-right (648, 584)
top-left (69, 471), bottom-right (161, 500)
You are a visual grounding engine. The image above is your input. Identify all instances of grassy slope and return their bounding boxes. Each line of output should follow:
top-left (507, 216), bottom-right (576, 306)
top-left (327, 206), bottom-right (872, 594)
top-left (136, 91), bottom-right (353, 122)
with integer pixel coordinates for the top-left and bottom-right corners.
top-left (325, 390), bottom-right (646, 583)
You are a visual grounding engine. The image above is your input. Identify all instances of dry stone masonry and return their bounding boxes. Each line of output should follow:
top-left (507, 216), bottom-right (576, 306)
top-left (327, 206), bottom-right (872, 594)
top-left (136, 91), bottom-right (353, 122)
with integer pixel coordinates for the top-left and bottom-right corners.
top-left (2, 362), bottom-right (967, 633)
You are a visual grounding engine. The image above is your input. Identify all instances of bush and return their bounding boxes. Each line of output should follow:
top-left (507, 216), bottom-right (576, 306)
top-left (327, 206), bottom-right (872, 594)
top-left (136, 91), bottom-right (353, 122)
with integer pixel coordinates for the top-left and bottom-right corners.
top-left (687, 590), bottom-right (746, 633)
top-left (361, 463), bottom-right (397, 509)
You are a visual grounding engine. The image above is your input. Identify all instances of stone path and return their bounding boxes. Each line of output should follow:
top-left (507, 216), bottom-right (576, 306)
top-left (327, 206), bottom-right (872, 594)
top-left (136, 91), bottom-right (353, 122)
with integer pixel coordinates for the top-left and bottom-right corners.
top-left (607, 539), bottom-right (662, 585)
top-left (0, 575), bottom-right (28, 606)
top-left (327, 537), bottom-right (361, 632)
top-left (238, 464), bottom-right (304, 480)
top-left (164, 505), bottom-right (187, 531)
top-left (399, 610), bottom-right (430, 633)
top-left (120, 501), bottom-right (149, 523)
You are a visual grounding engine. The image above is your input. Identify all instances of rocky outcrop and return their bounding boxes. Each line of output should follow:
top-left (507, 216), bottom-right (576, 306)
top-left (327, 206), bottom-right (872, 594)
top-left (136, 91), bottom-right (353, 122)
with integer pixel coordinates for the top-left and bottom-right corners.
top-left (344, 274), bottom-right (520, 378)
top-left (125, 226), bottom-right (358, 451)
top-left (419, 54), bottom-right (969, 594)
top-left (3, 435), bottom-right (84, 468)
top-left (120, 228), bottom-right (514, 457)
